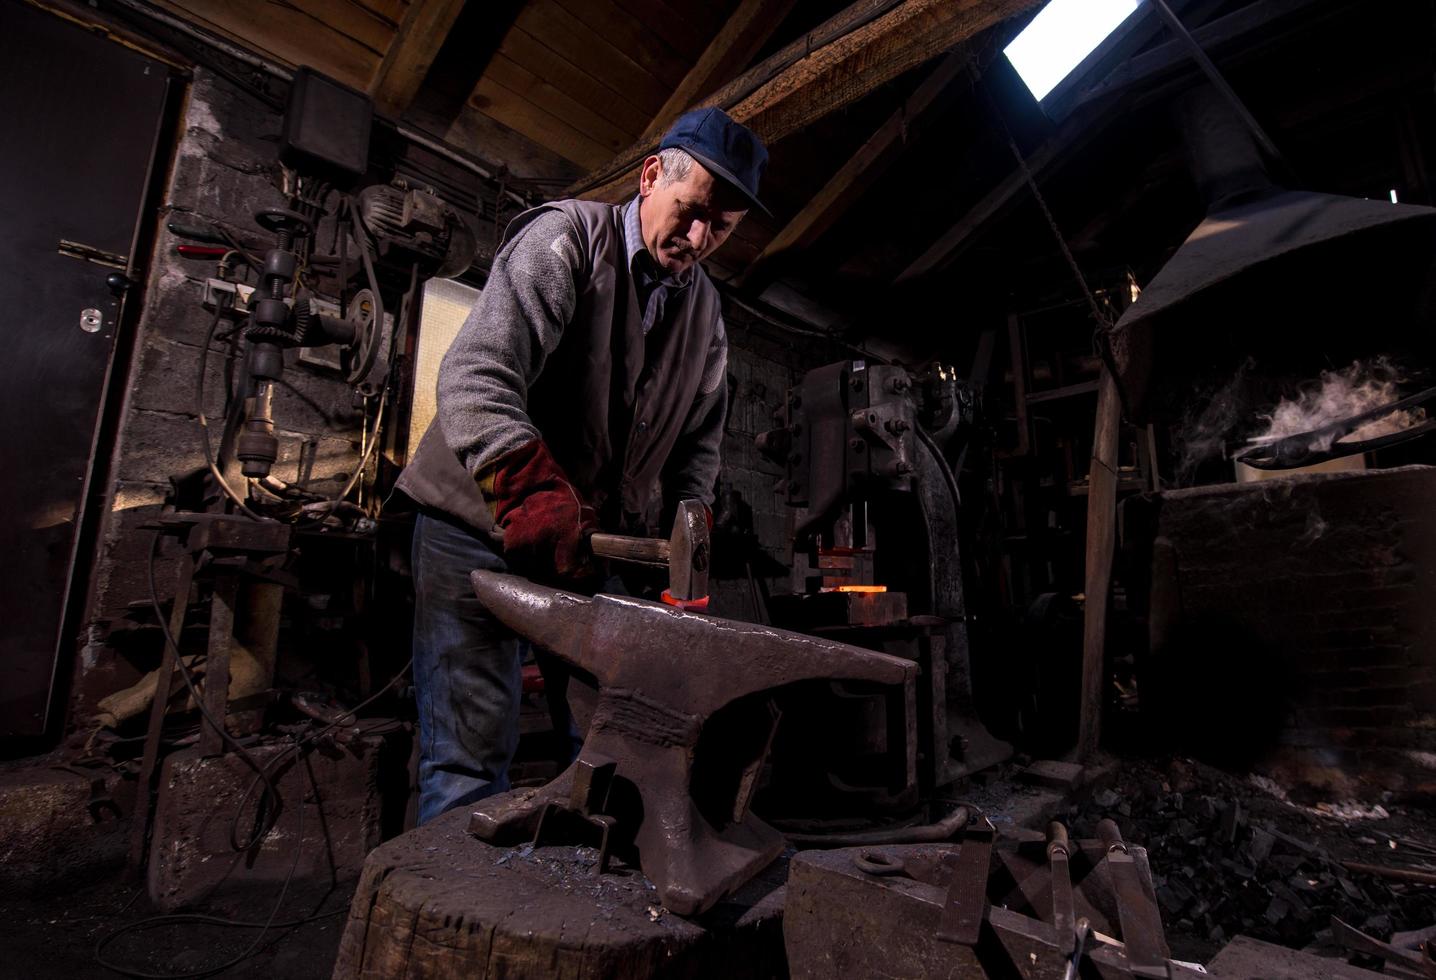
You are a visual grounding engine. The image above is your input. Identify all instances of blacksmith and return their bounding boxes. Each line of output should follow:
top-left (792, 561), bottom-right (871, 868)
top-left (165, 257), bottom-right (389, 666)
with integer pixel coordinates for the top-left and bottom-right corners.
top-left (395, 108), bottom-right (768, 823)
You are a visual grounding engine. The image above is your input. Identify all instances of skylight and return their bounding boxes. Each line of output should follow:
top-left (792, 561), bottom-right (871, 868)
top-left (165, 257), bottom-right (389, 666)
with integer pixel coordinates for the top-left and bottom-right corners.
top-left (1004, 0), bottom-right (1144, 102)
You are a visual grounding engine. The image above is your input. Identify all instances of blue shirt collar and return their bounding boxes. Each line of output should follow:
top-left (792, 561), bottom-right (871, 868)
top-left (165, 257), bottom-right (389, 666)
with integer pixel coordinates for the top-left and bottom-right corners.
top-left (623, 196), bottom-right (691, 291)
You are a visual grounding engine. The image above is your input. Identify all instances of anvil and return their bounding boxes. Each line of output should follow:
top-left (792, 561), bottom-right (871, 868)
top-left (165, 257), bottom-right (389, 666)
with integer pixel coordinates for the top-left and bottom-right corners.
top-left (467, 570), bottom-right (918, 916)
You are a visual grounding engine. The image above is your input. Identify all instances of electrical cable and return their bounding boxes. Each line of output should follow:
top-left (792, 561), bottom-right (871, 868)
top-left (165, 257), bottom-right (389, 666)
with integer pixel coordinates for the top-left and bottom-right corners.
top-left (196, 301), bottom-right (267, 521)
top-left (118, 536), bottom-right (413, 978)
top-left (93, 744), bottom-right (328, 979)
top-left (229, 663), bottom-right (413, 833)
top-left (144, 533), bottom-right (281, 853)
top-left (214, 228), bottom-right (263, 272)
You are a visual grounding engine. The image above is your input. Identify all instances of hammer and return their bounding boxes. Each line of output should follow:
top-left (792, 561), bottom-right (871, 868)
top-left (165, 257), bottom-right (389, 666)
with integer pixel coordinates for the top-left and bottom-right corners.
top-left (493, 498), bottom-right (711, 609)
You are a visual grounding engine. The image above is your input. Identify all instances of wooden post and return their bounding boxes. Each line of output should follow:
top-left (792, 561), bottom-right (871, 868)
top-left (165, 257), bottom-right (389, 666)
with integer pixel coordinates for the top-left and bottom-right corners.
top-left (129, 552), bottom-right (196, 868)
top-left (198, 567), bottom-right (239, 757)
top-left (1077, 366), bottom-right (1121, 760)
top-left (1006, 313), bottom-right (1030, 457)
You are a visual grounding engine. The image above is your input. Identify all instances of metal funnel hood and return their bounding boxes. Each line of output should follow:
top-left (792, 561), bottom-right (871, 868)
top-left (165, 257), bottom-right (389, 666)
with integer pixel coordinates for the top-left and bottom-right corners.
top-left (1119, 188), bottom-right (1436, 330)
top-left (1110, 89), bottom-right (1436, 421)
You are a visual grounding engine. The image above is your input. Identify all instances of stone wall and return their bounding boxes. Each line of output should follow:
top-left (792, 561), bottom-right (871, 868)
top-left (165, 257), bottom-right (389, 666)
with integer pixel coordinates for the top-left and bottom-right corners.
top-left (73, 69), bottom-right (366, 723)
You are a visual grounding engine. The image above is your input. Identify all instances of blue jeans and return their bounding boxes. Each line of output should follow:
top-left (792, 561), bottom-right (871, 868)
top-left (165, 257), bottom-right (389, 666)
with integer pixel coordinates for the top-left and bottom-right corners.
top-left (411, 513), bottom-right (582, 824)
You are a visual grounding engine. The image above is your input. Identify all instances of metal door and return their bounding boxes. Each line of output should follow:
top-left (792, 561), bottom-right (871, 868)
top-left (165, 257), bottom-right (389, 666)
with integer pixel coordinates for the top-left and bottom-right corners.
top-left (0, 0), bottom-right (173, 737)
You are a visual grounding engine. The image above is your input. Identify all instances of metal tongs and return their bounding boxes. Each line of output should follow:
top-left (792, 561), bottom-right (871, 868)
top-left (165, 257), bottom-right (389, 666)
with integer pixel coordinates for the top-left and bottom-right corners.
top-left (1233, 385), bottom-right (1436, 470)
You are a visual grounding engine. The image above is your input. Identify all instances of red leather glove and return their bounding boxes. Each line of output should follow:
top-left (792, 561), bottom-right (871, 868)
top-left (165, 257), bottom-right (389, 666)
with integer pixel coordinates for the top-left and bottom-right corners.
top-left (481, 440), bottom-right (598, 581)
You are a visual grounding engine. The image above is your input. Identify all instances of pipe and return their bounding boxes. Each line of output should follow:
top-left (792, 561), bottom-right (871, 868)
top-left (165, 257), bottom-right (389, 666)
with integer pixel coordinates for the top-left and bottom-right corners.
top-left (1149, 0), bottom-right (1287, 169)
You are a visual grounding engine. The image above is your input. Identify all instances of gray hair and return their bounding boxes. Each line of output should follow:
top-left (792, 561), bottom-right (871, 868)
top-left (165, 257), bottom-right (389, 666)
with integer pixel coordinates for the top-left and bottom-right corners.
top-left (656, 147), bottom-right (695, 186)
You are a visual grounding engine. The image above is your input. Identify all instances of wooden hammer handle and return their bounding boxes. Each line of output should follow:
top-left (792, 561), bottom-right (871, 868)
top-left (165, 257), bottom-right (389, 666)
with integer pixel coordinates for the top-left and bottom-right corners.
top-left (588, 532), bottom-right (669, 567)
top-left (487, 527), bottom-right (671, 568)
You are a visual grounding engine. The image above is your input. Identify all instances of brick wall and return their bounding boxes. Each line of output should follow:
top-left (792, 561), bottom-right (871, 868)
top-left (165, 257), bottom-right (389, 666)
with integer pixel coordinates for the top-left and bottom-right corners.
top-left (1142, 465), bottom-right (1436, 798)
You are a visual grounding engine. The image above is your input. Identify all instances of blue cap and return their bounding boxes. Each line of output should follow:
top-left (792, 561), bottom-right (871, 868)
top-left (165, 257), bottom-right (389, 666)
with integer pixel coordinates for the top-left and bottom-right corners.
top-left (658, 108), bottom-right (769, 216)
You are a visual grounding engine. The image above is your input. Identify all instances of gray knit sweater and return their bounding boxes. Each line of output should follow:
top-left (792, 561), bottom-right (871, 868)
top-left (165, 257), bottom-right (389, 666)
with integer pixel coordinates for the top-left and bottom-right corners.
top-left (435, 206), bottom-right (728, 511)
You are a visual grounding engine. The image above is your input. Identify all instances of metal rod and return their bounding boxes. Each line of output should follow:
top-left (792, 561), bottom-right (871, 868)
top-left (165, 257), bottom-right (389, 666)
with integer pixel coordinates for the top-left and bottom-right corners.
top-left (1148, 0), bottom-right (1287, 167)
top-left (1342, 861), bottom-right (1436, 887)
top-left (783, 805), bottom-right (970, 847)
top-left (396, 122), bottom-right (532, 209)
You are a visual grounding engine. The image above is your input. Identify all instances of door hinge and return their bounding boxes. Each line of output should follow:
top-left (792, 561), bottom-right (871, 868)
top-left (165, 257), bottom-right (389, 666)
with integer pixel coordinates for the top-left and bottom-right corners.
top-left (57, 239), bottom-right (128, 270)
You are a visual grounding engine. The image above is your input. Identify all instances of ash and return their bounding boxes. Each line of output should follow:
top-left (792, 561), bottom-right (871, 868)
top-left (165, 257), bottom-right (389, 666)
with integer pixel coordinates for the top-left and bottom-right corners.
top-left (491, 841), bottom-right (679, 923)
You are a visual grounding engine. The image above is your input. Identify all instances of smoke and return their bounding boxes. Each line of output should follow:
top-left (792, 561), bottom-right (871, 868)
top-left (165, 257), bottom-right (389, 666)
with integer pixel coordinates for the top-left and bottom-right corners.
top-left (1174, 357), bottom-right (1254, 486)
top-left (1246, 357), bottom-right (1425, 453)
top-left (1172, 357), bottom-right (1425, 485)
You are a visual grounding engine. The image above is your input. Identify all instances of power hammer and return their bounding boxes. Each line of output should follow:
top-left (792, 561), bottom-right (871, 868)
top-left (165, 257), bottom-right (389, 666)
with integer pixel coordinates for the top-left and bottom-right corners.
top-left (494, 498), bottom-right (711, 609)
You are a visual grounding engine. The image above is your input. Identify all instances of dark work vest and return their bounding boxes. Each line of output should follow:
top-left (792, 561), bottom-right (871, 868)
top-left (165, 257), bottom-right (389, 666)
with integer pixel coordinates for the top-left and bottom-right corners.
top-left (395, 199), bottom-right (723, 534)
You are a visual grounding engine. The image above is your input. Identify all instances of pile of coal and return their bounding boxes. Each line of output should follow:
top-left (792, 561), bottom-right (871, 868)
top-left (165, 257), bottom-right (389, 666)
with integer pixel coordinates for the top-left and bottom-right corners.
top-left (1059, 757), bottom-right (1436, 962)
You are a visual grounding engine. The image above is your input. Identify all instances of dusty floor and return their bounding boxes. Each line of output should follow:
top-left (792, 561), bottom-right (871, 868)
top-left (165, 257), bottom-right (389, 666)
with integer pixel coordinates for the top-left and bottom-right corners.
top-left (4, 751), bottom-right (1431, 977)
top-left (0, 873), bottom-right (356, 979)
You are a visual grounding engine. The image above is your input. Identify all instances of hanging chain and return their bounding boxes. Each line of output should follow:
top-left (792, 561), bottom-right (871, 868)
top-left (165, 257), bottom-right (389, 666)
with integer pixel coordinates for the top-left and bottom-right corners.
top-left (971, 67), bottom-right (1128, 416)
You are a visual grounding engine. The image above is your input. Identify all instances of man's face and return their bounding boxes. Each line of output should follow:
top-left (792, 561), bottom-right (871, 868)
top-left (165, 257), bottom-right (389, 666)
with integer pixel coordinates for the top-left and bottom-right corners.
top-left (638, 155), bottom-right (748, 276)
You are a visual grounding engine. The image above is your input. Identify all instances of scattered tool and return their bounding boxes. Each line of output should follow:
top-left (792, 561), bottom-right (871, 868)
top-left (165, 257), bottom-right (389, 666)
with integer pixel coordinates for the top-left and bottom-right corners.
top-left (1048, 822), bottom-right (1079, 964)
top-left (465, 570), bottom-right (917, 915)
top-left (1098, 818), bottom-right (1172, 977)
top-left (492, 498), bottom-right (710, 609)
top-left (936, 809), bottom-right (994, 945)
top-left (1331, 916), bottom-right (1436, 978)
top-left (1062, 918), bottom-right (1091, 980)
top-left (787, 830), bottom-right (1201, 980)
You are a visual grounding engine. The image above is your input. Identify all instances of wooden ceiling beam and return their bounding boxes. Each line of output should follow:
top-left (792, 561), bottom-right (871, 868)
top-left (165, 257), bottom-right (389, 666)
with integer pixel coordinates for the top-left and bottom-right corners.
top-left (570, 0), bottom-right (1043, 205)
top-left (637, 0), bottom-right (798, 146)
top-left (369, 0), bottom-right (467, 117)
top-left (733, 49), bottom-right (970, 294)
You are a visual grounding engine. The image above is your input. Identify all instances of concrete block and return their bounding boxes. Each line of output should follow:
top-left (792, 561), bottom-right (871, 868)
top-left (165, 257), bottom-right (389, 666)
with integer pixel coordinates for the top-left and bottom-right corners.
top-left (130, 334), bottom-right (229, 419)
top-left (271, 356), bottom-right (365, 438)
top-left (114, 409), bottom-right (202, 485)
top-left (148, 736), bottom-right (389, 911)
top-left (270, 430), bottom-right (363, 494)
top-left (134, 259), bottom-right (214, 346)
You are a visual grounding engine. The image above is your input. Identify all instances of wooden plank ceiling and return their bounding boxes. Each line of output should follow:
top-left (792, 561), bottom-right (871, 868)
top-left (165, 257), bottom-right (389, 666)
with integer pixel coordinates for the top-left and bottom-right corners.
top-left (146, 0), bottom-right (1044, 310)
top-left (471, 0), bottom-right (740, 170)
top-left (150, 0), bottom-right (410, 91)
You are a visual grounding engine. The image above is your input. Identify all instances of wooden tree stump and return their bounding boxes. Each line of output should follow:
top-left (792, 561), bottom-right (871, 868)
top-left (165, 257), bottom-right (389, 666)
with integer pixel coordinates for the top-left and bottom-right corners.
top-left (332, 807), bottom-right (789, 979)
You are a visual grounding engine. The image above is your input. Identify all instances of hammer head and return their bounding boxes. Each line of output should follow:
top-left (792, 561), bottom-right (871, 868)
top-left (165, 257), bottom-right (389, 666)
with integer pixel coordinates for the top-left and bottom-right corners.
top-left (665, 499), bottom-right (710, 604)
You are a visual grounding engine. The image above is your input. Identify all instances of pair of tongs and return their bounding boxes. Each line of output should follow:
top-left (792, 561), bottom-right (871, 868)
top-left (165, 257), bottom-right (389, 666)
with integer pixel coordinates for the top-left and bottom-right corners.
top-left (1233, 386), bottom-right (1436, 470)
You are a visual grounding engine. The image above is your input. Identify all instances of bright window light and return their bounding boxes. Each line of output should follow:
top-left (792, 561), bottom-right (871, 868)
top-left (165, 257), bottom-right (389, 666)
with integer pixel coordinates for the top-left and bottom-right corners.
top-left (1005, 0), bottom-right (1144, 102)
